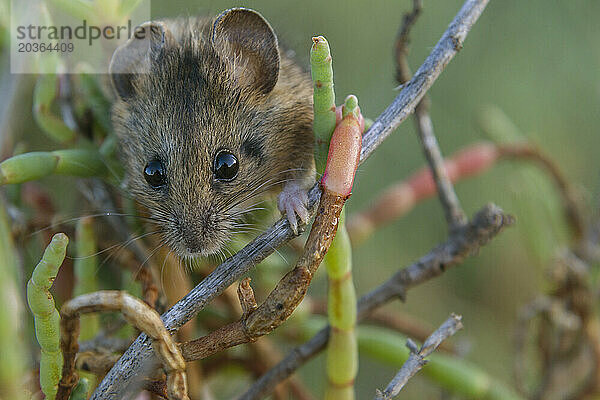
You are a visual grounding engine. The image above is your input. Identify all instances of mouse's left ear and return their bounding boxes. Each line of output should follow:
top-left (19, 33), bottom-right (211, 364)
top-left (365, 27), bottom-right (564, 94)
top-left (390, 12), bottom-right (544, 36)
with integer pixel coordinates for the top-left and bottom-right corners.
top-left (109, 21), bottom-right (176, 99)
top-left (212, 8), bottom-right (280, 95)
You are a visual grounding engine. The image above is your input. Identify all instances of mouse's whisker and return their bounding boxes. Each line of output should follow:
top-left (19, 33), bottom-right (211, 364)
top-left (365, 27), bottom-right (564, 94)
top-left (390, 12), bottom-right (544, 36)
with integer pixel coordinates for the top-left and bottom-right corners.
top-left (94, 229), bottom-right (164, 272)
top-left (230, 222), bottom-right (260, 228)
top-left (228, 207), bottom-right (267, 219)
top-left (226, 199), bottom-right (269, 216)
top-left (228, 169), bottom-right (297, 200)
top-left (159, 247), bottom-right (174, 293)
top-left (219, 177), bottom-right (277, 211)
top-left (26, 212), bottom-right (163, 239)
top-left (184, 255), bottom-right (199, 273)
top-left (221, 176), bottom-right (294, 213)
top-left (66, 229), bottom-right (163, 262)
top-left (133, 240), bottom-right (166, 282)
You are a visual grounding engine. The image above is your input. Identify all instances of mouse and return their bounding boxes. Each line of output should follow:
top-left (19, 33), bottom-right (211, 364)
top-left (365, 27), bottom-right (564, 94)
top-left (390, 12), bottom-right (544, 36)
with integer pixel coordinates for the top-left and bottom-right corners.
top-left (109, 8), bottom-right (315, 258)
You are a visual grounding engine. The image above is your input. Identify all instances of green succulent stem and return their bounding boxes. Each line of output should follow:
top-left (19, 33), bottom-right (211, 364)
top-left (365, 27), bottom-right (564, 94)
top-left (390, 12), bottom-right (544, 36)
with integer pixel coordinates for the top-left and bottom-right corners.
top-left (74, 217), bottom-right (99, 340)
top-left (311, 35), bottom-right (337, 174)
top-left (33, 74), bottom-right (77, 143)
top-left (0, 149), bottom-right (107, 185)
top-left (27, 233), bottom-right (69, 400)
top-left (69, 377), bottom-right (91, 400)
top-left (342, 95), bottom-right (359, 120)
top-left (359, 325), bottom-right (523, 400)
top-left (78, 73), bottom-right (112, 134)
top-left (312, 37), bottom-right (360, 399)
top-left (46, 0), bottom-right (94, 21)
top-left (0, 200), bottom-right (27, 400)
top-left (324, 209), bottom-right (358, 400)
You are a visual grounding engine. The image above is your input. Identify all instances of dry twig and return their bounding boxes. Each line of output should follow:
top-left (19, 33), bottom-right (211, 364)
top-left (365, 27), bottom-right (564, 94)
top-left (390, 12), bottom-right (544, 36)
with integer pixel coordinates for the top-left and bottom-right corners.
top-left (514, 250), bottom-right (600, 400)
top-left (395, 0), bottom-right (466, 231)
top-left (58, 291), bottom-right (189, 400)
top-left (375, 314), bottom-right (463, 399)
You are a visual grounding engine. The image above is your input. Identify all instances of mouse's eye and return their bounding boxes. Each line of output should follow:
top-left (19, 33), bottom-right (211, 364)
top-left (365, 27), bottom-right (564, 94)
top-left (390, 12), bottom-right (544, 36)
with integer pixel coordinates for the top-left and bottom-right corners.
top-left (144, 160), bottom-right (167, 188)
top-left (214, 150), bottom-right (239, 181)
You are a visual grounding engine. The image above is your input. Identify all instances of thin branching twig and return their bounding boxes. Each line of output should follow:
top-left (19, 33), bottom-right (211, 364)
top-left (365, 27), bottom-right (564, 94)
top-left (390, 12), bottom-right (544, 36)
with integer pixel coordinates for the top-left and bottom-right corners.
top-left (375, 314), bottom-right (463, 399)
top-left (395, 0), bottom-right (467, 231)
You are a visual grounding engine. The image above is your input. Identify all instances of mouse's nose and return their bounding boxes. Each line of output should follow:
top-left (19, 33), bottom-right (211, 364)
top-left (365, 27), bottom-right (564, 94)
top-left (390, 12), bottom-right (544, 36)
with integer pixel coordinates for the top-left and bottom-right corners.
top-left (172, 206), bottom-right (229, 257)
top-left (175, 213), bottom-right (226, 257)
top-left (179, 224), bottom-right (205, 254)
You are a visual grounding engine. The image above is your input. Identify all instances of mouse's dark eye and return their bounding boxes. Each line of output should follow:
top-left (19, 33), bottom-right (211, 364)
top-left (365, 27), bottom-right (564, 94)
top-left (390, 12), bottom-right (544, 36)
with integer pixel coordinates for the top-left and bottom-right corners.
top-left (144, 160), bottom-right (167, 188)
top-left (213, 150), bottom-right (239, 181)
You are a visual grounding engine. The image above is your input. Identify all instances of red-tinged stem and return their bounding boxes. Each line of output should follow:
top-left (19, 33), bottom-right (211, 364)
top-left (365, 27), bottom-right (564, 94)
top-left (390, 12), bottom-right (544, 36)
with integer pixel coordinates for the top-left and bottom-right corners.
top-left (347, 141), bottom-right (580, 246)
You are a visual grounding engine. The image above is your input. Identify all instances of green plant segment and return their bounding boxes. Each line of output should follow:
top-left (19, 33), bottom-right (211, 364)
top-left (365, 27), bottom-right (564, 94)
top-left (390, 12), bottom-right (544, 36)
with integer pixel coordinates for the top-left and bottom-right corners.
top-left (78, 73), bottom-right (112, 134)
top-left (479, 106), bottom-right (565, 262)
top-left (70, 378), bottom-right (91, 400)
top-left (322, 94), bottom-right (362, 399)
top-left (74, 217), bottom-right (99, 340)
top-left (311, 35), bottom-right (337, 174)
top-left (324, 210), bottom-right (357, 400)
top-left (0, 200), bottom-right (27, 400)
top-left (0, 149), bottom-right (107, 185)
top-left (26, 233), bottom-right (69, 400)
top-left (312, 36), bottom-right (361, 399)
top-left (33, 74), bottom-right (77, 143)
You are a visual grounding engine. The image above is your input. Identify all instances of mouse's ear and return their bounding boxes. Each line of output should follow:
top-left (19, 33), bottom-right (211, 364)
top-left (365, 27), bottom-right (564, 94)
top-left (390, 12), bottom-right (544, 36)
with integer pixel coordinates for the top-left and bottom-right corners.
top-left (212, 8), bottom-right (280, 95)
top-left (109, 21), bottom-right (175, 99)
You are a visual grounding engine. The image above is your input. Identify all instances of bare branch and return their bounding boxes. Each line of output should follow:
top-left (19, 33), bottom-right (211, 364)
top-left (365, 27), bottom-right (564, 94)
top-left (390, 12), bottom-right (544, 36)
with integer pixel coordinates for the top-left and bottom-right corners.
top-left (239, 203), bottom-right (513, 399)
top-left (360, 0), bottom-right (490, 161)
top-left (394, 0), bottom-right (423, 86)
top-left (375, 314), bottom-right (463, 399)
top-left (91, 1), bottom-right (490, 398)
top-left (59, 291), bottom-right (189, 400)
top-left (395, 0), bottom-right (467, 231)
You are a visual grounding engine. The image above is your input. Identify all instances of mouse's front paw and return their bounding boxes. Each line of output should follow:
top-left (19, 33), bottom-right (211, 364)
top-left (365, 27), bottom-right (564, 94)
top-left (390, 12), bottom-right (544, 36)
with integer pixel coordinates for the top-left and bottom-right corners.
top-left (278, 181), bottom-right (310, 235)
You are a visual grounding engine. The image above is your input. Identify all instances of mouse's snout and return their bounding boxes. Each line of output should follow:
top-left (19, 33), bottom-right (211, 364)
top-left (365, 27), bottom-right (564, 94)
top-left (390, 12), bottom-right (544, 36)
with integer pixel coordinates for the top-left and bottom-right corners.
top-left (171, 207), bottom-right (231, 257)
top-left (179, 223), bottom-right (206, 255)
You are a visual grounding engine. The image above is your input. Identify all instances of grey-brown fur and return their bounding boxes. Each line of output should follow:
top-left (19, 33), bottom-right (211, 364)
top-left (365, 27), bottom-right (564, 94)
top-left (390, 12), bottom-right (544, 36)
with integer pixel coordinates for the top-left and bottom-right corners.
top-left (110, 9), bottom-right (314, 257)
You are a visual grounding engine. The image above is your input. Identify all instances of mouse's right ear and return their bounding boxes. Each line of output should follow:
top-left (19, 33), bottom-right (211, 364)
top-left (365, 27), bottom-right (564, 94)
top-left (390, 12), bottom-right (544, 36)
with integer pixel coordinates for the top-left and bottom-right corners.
top-left (212, 8), bottom-right (280, 95)
top-left (109, 21), bottom-right (175, 99)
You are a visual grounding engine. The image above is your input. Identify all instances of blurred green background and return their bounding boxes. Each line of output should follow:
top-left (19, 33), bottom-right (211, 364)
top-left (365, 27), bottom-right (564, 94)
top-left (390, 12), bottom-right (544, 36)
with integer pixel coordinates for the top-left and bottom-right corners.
top-left (3, 0), bottom-right (600, 398)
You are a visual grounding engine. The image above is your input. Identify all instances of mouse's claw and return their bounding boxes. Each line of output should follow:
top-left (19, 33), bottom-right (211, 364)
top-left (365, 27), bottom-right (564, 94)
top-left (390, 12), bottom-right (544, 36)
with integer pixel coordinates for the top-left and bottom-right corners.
top-left (278, 181), bottom-right (310, 235)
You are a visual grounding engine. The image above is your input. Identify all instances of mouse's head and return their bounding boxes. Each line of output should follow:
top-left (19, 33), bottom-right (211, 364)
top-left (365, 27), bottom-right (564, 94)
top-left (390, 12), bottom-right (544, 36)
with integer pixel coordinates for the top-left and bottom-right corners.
top-left (109, 9), bottom-right (313, 257)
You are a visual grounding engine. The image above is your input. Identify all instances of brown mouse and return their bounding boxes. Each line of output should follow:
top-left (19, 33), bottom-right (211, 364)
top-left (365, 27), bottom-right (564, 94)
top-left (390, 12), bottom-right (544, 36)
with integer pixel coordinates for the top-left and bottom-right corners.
top-left (109, 8), bottom-right (314, 257)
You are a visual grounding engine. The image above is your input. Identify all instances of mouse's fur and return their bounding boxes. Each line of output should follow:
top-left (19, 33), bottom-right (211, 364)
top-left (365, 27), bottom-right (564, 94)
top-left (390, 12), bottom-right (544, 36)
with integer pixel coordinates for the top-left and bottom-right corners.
top-left (110, 9), bottom-right (314, 257)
